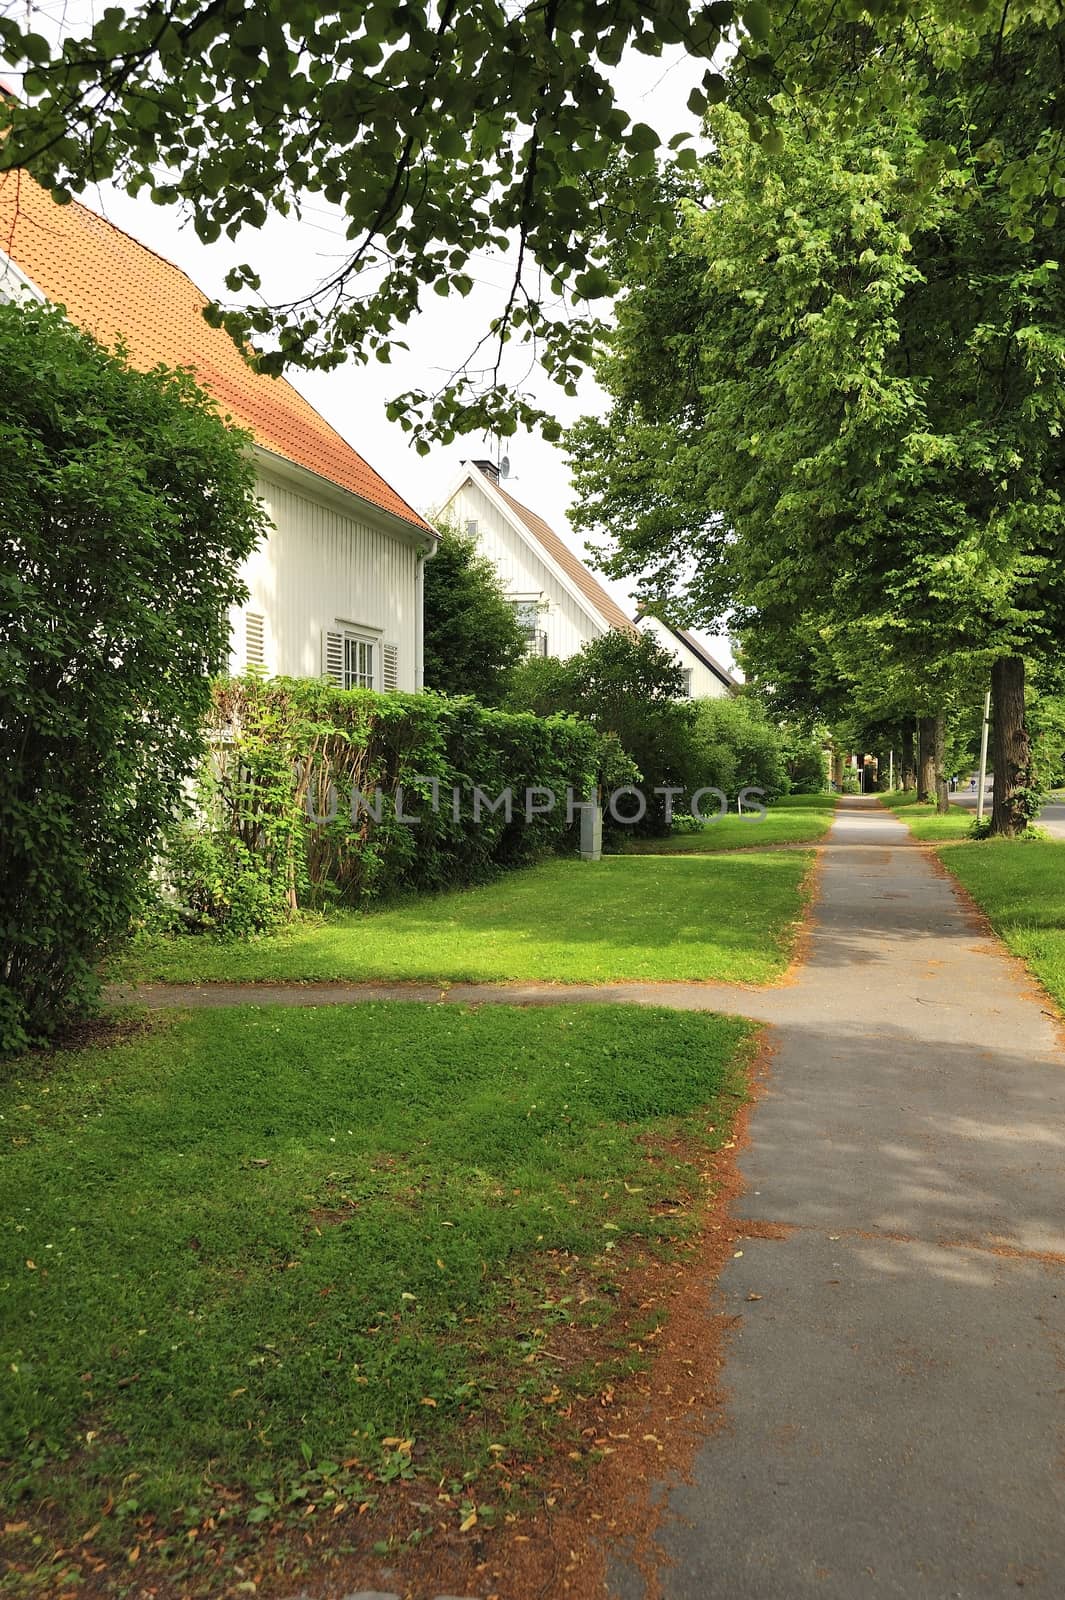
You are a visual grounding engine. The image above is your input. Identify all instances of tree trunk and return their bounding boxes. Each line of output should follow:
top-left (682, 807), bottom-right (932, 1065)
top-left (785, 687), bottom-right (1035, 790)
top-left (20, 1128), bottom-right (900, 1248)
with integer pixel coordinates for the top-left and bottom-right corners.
top-left (933, 712), bottom-right (950, 814)
top-left (901, 723), bottom-right (916, 792)
top-left (831, 750), bottom-right (843, 790)
top-left (990, 656), bottom-right (1031, 837)
top-left (917, 716), bottom-right (936, 803)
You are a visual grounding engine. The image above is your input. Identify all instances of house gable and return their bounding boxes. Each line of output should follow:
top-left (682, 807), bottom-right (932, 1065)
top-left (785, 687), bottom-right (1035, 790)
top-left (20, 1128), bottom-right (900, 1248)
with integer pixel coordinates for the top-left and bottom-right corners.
top-left (440, 463), bottom-right (637, 656)
top-left (0, 168), bottom-right (434, 545)
top-left (637, 613), bottom-right (737, 699)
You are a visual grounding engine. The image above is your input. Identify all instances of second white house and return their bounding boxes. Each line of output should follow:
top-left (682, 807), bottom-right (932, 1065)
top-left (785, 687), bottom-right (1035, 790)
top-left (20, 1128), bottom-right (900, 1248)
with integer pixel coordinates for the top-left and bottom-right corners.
top-left (439, 460), bottom-right (638, 658)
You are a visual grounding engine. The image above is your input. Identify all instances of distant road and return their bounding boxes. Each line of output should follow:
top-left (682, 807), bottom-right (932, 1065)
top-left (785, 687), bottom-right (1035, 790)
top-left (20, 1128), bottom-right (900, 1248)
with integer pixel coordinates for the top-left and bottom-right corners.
top-left (950, 790), bottom-right (1065, 839)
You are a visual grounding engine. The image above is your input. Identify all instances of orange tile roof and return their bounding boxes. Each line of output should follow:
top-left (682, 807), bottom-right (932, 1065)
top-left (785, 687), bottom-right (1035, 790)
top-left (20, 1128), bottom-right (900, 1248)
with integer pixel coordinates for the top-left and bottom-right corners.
top-left (0, 168), bottom-right (431, 533)
top-left (488, 479), bottom-right (638, 636)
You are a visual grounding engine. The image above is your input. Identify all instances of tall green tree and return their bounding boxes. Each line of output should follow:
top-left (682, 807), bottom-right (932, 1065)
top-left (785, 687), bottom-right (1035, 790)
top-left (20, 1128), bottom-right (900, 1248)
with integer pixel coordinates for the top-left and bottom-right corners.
top-left (0, 301), bottom-right (265, 1051)
top-left (422, 521), bottom-right (527, 704)
top-left (568, 23), bottom-right (1065, 835)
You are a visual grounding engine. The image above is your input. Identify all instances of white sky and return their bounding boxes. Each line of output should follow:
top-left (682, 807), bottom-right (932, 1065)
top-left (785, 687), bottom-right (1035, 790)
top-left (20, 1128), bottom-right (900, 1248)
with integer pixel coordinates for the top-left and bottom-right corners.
top-left (5, 16), bottom-right (736, 666)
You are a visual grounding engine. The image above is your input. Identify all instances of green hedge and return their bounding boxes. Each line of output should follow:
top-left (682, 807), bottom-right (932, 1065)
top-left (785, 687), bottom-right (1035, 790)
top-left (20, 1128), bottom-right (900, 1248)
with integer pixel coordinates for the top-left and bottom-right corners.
top-left (165, 677), bottom-right (618, 934)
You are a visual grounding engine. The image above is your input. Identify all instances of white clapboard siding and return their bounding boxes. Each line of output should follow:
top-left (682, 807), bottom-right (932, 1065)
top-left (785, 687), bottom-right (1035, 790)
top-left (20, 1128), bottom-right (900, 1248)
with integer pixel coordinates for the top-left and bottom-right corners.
top-left (443, 480), bottom-right (604, 659)
top-left (234, 467), bottom-right (422, 691)
top-left (637, 614), bottom-right (732, 700)
top-left (382, 641), bottom-right (399, 691)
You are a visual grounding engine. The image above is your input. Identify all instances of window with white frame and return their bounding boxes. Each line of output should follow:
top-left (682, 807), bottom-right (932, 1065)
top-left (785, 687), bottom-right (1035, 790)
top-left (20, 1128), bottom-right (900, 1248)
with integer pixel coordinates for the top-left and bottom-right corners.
top-left (344, 634), bottom-right (375, 689)
top-left (510, 597), bottom-right (547, 658)
top-left (681, 667), bottom-right (693, 698)
top-left (323, 625), bottom-right (381, 690)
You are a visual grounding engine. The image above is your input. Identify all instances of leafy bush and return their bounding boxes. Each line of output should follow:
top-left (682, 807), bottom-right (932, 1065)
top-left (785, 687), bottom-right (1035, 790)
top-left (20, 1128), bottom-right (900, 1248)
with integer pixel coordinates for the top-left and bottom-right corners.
top-left (505, 653), bottom-right (573, 716)
top-left (164, 825), bottom-right (295, 938)
top-left (689, 695), bottom-right (790, 802)
top-left (781, 728), bottom-right (829, 792)
top-left (0, 301), bottom-right (265, 1052)
top-left (508, 629), bottom-right (695, 833)
top-left (164, 676), bottom-right (612, 932)
top-left (507, 631), bottom-right (801, 830)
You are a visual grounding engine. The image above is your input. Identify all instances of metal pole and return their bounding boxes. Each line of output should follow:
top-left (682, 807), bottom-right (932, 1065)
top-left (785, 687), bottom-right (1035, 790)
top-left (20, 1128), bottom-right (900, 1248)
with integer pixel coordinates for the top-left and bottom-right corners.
top-left (976, 688), bottom-right (991, 823)
top-left (889, 748), bottom-right (894, 791)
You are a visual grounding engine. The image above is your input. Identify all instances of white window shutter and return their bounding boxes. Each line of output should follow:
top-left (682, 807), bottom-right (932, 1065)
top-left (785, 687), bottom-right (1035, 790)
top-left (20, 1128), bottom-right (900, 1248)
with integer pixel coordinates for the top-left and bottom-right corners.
top-left (322, 629), bottom-right (344, 686)
top-left (382, 641), bottom-right (399, 692)
top-left (245, 612), bottom-right (265, 670)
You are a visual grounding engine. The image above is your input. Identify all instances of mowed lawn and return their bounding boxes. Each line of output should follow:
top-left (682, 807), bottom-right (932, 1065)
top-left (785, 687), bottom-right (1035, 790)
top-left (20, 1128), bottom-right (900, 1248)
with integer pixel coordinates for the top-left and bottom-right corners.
top-left (880, 790), bottom-right (975, 841)
top-left (625, 792), bottom-right (837, 855)
top-left (117, 852), bottom-right (814, 987)
top-left (941, 838), bottom-right (1065, 1011)
top-left (0, 1002), bottom-right (754, 1586)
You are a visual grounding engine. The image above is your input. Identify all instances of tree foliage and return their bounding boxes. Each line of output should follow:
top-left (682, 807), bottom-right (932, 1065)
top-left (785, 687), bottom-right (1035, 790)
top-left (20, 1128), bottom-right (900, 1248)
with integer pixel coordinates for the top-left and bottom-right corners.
top-left (422, 519), bottom-right (527, 705)
top-left (507, 628), bottom-right (693, 831)
top-left (0, 300), bottom-right (265, 1051)
top-left (4, 1), bottom-right (1062, 440)
top-left (0, 0), bottom-right (727, 445)
top-left (1028, 670), bottom-right (1065, 792)
top-left (568, 17), bottom-right (1065, 833)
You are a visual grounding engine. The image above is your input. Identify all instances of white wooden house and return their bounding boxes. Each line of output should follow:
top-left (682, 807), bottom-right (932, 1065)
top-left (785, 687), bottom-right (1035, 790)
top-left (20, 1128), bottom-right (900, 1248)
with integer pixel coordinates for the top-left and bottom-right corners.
top-left (636, 611), bottom-right (737, 699)
top-left (439, 460), bottom-right (638, 658)
top-left (0, 170), bottom-right (437, 691)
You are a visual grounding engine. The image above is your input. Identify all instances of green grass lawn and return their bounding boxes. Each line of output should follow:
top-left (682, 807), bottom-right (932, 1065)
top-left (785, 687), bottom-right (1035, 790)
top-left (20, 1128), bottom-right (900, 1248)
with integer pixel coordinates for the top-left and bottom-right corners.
top-left (0, 1002), bottom-right (753, 1591)
top-left (879, 789), bottom-right (976, 841)
top-left (624, 792), bottom-right (837, 855)
top-left (939, 838), bottom-right (1065, 1011)
top-left (115, 852), bottom-right (814, 988)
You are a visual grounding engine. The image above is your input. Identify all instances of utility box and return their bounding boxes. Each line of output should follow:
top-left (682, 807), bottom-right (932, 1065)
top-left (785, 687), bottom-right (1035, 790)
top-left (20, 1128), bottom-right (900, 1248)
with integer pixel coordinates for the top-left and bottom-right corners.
top-left (580, 804), bottom-right (603, 862)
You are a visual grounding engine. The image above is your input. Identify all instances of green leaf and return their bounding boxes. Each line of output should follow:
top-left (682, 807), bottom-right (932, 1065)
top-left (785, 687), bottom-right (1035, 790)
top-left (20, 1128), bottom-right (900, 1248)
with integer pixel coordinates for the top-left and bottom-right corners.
top-left (743, 2), bottom-right (772, 42)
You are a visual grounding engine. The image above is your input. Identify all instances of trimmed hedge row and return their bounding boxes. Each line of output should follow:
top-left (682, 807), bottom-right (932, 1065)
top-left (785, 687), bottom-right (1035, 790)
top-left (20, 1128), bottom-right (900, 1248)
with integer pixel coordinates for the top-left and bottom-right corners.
top-left (165, 677), bottom-right (623, 934)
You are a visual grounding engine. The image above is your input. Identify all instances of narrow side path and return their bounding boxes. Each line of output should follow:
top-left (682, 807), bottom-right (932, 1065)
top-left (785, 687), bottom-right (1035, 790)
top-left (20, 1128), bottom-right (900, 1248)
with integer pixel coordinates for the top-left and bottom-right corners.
top-left (107, 977), bottom-right (794, 1013)
top-left (623, 797), bottom-right (1065, 1599)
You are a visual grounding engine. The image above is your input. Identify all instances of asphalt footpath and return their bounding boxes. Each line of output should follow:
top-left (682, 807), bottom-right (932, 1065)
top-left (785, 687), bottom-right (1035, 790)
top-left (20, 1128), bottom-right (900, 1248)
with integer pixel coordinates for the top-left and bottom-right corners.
top-left (617, 796), bottom-right (1065, 1599)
